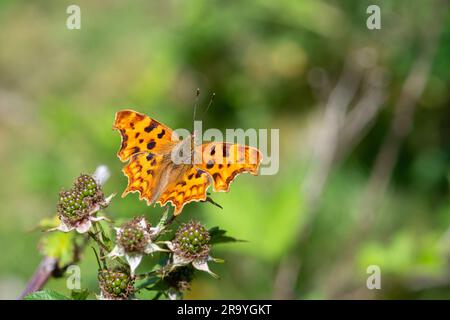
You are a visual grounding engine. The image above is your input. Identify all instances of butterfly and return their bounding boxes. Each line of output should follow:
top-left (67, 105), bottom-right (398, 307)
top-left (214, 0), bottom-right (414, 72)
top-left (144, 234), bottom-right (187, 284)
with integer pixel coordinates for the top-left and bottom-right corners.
top-left (113, 110), bottom-right (262, 215)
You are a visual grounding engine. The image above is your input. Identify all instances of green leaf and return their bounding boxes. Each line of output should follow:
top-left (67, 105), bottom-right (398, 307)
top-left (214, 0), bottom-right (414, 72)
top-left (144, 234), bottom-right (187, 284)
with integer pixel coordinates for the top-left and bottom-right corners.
top-left (209, 226), bottom-right (246, 245)
top-left (71, 289), bottom-right (90, 300)
top-left (137, 276), bottom-right (161, 290)
top-left (23, 290), bottom-right (71, 300)
top-left (145, 280), bottom-right (170, 292)
top-left (39, 232), bottom-right (75, 266)
top-left (156, 207), bottom-right (170, 231)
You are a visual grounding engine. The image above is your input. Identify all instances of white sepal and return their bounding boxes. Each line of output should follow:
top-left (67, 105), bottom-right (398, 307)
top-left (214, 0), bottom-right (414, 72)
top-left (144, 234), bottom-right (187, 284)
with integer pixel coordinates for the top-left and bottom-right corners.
top-left (192, 258), bottom-right (219, 279)
top-left (125, 254), bottom-right (143, 276)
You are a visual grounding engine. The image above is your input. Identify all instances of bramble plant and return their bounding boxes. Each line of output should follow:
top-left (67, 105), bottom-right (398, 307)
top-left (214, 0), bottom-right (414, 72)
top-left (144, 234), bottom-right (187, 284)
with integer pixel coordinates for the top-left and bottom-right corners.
top-left (22, 107), bottom-right (260, 300)
top-left (24, 170), bottom-right (240, 300)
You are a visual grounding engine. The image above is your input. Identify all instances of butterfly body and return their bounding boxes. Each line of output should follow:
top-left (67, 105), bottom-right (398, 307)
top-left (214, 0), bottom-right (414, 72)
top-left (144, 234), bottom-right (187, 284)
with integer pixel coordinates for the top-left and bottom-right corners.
top-left (114, 110), bottom-right (262, 215)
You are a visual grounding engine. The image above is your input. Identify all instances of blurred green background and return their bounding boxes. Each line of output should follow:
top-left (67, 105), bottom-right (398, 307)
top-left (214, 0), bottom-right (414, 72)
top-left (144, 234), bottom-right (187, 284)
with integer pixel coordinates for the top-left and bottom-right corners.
top-left (1, 0), bottom-right (450, 299)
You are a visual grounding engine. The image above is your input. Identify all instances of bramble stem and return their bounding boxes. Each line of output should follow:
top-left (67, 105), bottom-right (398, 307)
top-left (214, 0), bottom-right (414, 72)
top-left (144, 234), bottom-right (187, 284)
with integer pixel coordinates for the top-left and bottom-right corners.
top-left (88, 230), bottom-right (110, 252)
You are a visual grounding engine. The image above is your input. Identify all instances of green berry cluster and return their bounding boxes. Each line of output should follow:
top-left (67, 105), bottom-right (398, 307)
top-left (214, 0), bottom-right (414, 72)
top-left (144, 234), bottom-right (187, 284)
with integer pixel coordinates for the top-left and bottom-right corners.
top-left (75, 174), bottom-right (99, 198)
top-left (117, 220), bottom-right (148, 253)
top-left (98, 269), bottom-right (134, 299)
top-left (57, 174), bottom-right (104, 223)
top-left (165, 266), bottom-right (195, 292)
top-left (173, 221), bottom-right (210, 259)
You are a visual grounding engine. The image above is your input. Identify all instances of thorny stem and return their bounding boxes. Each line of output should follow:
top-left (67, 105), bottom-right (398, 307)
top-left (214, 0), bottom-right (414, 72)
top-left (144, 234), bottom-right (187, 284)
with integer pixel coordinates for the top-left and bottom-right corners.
top-left (91, 246), bottom-right (105, 269)
top-left (22, 208), bottom-right (178, 299)
top-left (88, 228), bottom-right (129, 268)
top-left (97, 221), bottom-right (109, 244)
top-left (153, 292), bottom-right (163, 300)
top-left (164, 209), bottom-right (179, 228)
top-left (165, 215), bottom-right (176, 226)
top-left (89, 228), bottom-right (109, 269)
top-left (135, 270), bottom-right (159, 281)
top-left (88, 230), bottom-right (110, 253)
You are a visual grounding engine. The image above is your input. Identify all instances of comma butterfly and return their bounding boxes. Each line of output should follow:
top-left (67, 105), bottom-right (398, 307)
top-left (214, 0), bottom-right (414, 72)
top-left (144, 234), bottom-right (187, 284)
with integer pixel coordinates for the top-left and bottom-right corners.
top-left (113, 110), bottom-right (262, 215)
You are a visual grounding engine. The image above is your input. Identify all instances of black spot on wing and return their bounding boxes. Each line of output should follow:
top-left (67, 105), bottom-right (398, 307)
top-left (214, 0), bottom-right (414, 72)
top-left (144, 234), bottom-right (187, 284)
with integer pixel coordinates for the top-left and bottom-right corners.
top-left (195, 169), bottom-right (205, 179)
top-left (147, 140), bottom-right (156, 150)
top-left (157, 129), bottom-right (166, 139)
top-left (144, 121), bottom-right (158, 133)
top-left (206, 160), bottom-right (214, 169)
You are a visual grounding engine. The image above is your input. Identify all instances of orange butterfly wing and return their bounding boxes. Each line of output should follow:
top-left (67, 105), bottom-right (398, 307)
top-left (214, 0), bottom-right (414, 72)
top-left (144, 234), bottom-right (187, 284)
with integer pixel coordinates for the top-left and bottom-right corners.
top-left (114, 110), bottom-right (263, 215)
top-left (156, 166), bottom-right (211, 215)
top-left (121, 152), bottom-right (166, 203)
top-left (114, 110), bottom-right (178, 202)
top-left (196, 142), bottom-right (262, 192)
top-left (113, 109), bottom-right (178, 161)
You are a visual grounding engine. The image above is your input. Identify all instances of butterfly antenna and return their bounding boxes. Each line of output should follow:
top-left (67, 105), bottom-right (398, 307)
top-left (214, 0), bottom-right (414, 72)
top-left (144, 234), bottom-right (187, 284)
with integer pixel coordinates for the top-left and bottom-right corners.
top-left (202, 92), bottom-right (216, 118)
top-left (193, 88), bottom-right (200, 131)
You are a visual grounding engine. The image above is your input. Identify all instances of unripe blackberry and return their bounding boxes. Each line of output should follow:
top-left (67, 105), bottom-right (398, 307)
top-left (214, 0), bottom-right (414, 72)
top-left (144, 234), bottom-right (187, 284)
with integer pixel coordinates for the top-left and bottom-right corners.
top-left (56, 174), bottom-right (105, 223)
top-left (98, 269), bottom-right (134, 300)
top-left (57, 189), bottom-right (87, 223)
top-left (74, 174), bottom-right (99, 198)
top-left (117, 218), bottom-right (149, 253)
top-left (173, 221), bottom-right (210, 260)
top-left (74, 174), bottom-right (104, 207)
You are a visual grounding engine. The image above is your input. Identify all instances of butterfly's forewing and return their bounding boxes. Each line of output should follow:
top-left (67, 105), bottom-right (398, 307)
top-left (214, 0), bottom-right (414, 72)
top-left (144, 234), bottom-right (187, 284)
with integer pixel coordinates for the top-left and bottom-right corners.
top-left (195, 142), bottom-right (262, 192)
top-left (114, 110), bottom-right (178, 161)
top-left (156, 166), bottom-right (211, 215)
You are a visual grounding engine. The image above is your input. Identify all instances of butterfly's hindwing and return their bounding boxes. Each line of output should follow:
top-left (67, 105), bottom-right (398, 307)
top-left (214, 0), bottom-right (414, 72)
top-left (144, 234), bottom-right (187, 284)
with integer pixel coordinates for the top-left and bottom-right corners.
top-left (156, 166), bottom-right (211, 215)
top-left (121, 152), bottom-right (166, 203)
top-left (196, 142), bottom-right (262, 192)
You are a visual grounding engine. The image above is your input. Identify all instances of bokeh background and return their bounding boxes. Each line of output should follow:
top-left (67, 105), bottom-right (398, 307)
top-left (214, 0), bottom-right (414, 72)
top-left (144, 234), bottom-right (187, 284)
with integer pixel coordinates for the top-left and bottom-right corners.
top-left (1, 0), bottom-right (450, 299)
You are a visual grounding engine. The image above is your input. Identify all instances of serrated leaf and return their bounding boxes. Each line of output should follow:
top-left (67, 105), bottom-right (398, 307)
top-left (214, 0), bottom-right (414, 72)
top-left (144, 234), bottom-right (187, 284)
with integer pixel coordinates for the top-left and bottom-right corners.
top-left (39, 232), bottom-right (75, 266)
top-left (209, 226), bottom-right (246, 245)
top-left (71, 289), bottom-right (90, 300)
top-left (23, 290), bottom-right (71, 300)
top-left (209, 226), bottom-right (226, 237)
